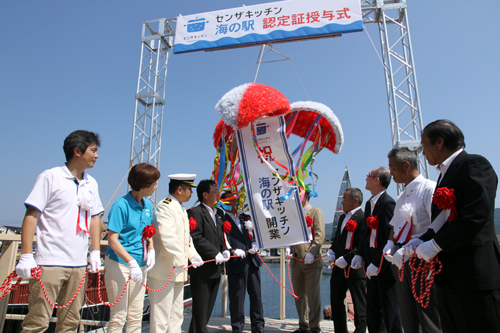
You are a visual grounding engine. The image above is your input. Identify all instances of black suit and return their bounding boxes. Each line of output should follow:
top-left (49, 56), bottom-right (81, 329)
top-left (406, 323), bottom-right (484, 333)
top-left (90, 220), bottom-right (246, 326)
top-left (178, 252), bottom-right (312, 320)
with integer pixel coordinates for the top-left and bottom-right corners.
top-left (329, 208), bottom-right (367, 333)
top-left (225, 213), bottom-right (264, 333)
top-left (420, 151), bottom-right (500, 333)
top-left (358, 191), bottom-right (403, 333)
top-left (188, 204), bottom-right (225, 333)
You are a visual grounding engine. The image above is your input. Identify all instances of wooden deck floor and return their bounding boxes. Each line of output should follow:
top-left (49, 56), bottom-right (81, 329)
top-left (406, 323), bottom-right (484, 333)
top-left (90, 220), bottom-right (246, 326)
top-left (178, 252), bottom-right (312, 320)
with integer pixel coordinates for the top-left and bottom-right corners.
top-left (139, 314), bottom-right (357, 332)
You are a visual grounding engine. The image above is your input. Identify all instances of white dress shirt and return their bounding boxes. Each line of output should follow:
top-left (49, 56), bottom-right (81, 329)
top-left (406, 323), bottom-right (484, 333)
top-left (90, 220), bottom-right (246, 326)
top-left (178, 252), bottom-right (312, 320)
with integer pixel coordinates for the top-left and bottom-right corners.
top-left (202, 202), bottom-right (217, 226)
top-left (340, 206), bottom-right (361, 233)
top-left (389, 174), bottom-right (436, 241)
top-left (436, 148), bottom-right (464, 184)
top-left (369, 191), bottom-right (385, 215)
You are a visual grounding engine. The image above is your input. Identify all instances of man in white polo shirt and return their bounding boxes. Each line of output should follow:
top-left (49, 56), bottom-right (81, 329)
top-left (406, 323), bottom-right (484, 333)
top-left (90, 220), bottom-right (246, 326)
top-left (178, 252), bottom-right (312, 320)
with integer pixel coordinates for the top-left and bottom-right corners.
top-left (16, 130), bottom-right (104, 333)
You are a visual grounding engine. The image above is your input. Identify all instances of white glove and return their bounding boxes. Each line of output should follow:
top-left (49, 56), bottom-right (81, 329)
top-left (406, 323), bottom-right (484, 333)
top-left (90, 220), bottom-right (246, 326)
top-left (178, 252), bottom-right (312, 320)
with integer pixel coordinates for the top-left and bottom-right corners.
top-left (215, 252), bottom-right (225, 265)
top-left (89, 250), bottom-right (101, 273)
top-left (16, 254), bottom-right (37, 279)
top-left (392, 247), bottom-right (408, 270)
top-left (222, 250), bottom-right (231, 262)
top-left (384, 254), bottom-right (394, 264)
top-left (128, 260), bottom-right (143, 283)
top-left (404, 238), bottom-right (424, 256)
top-left (285, 247), bottom-right (291, 258)
top-left (351, 255), bottom-right (363, 269)
top-left (366, 263), bottom-right (379, 279)
top-left (383, 240), bottom-right (395, 256)
top-left (392, 247), bottom-right (411, 269)
top-left (304, 252), bottom-right (315, 264)
top-left (144, 250), bottom-right (155, 273)
top-left (174, 264), bottom-right (185, 272)
top-left (190, 255), bottom-right (204, 268)
top-left (416, 239), bottom-right (442, 262)
top-left (248, 242), bottom-right (259, 254)
top-left (326, 249), bottom-right (336, 261)
top-left (335, 256), bottom-right (348, 269)
top-left (234, 249), bottom-right (246, 258)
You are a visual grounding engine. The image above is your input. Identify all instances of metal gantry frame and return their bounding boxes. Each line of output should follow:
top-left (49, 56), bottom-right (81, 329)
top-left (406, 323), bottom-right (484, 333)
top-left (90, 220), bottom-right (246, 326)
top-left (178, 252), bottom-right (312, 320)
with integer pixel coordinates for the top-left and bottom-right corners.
top-left (130, 1), bottom-right (428, 204)
top-left (129, 18), bottom-right (176, 205)
top-left (362, 0), bottom-right (429, 187)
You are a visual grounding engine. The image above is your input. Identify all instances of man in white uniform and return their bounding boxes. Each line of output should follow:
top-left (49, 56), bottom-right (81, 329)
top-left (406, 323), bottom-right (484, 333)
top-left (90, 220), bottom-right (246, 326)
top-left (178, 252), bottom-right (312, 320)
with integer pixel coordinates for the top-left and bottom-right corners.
top-left (383, 147), bottom-right (441, 333)
top-left (16, 130), bottom-right (103, 333)
top-left (148, 174), bottom-right (204, 333)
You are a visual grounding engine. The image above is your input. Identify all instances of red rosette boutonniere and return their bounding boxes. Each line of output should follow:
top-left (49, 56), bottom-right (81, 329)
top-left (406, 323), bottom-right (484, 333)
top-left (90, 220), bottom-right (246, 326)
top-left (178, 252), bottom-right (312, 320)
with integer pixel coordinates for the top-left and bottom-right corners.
top-left (223, 220), bottom-right (232, 233)
top-left (433, 187), bottom-right (457, 222)
top-left (366, 215), bottom-right (379, 248)
top-left (345, 219), bottom-right (357, 250)
top-left (305, 216), bottom-right (315, 241)
top-left (142, 224), bottom-right (156, 259)
top-left (189, 217), bottom-right (197, 232)
top-left (142, 224), bottom-right (156, 239)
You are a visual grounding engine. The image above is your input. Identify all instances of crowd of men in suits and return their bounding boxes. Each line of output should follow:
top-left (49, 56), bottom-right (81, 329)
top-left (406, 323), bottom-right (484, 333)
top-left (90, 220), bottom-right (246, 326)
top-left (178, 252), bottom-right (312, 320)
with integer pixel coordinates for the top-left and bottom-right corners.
top-left (327, 119), bottom-right (500, 333)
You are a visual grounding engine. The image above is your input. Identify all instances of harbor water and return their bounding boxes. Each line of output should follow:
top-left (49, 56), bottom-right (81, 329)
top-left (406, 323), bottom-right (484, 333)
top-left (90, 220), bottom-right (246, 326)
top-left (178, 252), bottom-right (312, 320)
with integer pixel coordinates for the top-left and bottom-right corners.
top-left (207, 263), bottom-right (332, 320)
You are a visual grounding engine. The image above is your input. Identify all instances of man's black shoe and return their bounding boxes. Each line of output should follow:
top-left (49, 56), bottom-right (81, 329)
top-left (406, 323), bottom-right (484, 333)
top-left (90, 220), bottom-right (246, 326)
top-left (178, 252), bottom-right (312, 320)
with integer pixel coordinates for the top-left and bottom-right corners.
top-left (292, 329), bottom-right (310, 333)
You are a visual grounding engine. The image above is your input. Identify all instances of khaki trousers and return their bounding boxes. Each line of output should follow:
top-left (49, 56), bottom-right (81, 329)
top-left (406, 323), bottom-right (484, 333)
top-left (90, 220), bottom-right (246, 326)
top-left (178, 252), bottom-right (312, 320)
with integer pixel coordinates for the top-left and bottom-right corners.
top-left (105, 256), bottom-right (146, 333)
top-left (21, 266), bottom-right (87, 333)
top-left (149, 278), bottom-right (184, 333)
top-left (291, 259), bottom-right (323, 332)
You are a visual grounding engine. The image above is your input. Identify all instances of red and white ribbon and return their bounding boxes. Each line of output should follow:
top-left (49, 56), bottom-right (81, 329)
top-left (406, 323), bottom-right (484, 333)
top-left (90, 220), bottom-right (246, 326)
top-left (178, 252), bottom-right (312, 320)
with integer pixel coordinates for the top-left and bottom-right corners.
top-left (306, 216), bottom-right (314, 241)
top-left (369, 229), bottom-right (377, 248)
top-left (142, 224), bottom-right (156, 260)
top-left (395, 203), bottom-right (413, 244)
top-left (76, 206), bottom-right (89, 234)
top-left (366, 215), bottom-right (379, 248)
top-left (344, 219), bottom-right (357, 250)
top-left (76, 186), bottom-right (95, 234)
top-left (394, 219), bottom-right (413, 244)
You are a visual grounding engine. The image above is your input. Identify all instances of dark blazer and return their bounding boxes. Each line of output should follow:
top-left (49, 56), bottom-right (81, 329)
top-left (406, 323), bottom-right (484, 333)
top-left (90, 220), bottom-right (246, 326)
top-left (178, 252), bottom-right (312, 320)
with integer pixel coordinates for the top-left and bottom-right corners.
top-left (188, 204), bottom-right (225, 279)
top-left (420, 151), bottom-right (500, 290)
top-left (358, 191), bottom-right (396, 279)
top-left (330, 208), bottom-right (365, 278)
top-left (225, 213), bottom-right (261, 275)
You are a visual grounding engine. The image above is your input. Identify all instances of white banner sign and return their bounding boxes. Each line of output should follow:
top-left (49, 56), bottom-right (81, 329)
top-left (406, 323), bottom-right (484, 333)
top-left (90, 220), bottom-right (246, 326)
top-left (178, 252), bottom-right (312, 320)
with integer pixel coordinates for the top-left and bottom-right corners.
top-left (236, 115), bottom-right (309, 249)
top-left (174, 0), bottom-right (363, 54)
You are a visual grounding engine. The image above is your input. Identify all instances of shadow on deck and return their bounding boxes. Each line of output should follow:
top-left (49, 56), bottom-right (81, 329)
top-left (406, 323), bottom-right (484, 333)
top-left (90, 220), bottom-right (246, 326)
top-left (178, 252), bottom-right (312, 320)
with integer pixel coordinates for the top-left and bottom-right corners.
top-left (140, 314), bottom-right (356, 332)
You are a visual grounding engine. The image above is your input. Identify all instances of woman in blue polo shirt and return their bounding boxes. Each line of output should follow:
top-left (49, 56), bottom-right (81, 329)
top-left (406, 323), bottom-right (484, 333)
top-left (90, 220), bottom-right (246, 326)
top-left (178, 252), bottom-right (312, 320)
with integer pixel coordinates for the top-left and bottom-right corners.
top-left (105, 163), bottom-right (160, 333)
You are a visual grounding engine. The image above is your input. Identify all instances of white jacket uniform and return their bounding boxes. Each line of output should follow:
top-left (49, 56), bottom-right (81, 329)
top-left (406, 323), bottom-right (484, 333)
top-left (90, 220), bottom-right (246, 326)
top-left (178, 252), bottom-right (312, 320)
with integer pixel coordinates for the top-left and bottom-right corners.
top-left (148, 194), bottom-right (199, 282)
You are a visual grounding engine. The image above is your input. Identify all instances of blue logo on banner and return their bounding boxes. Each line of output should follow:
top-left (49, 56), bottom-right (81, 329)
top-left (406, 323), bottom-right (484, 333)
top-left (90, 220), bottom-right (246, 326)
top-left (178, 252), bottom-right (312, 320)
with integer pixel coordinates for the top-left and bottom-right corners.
top-left (256, 123), bottom-right (267, 135)
top-left (187, 18), bottom-right (207, 33)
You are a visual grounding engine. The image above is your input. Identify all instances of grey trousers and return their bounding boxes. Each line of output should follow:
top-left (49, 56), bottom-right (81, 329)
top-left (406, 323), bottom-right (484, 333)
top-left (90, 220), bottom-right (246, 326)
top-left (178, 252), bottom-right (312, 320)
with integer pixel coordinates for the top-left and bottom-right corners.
top-left (291, 259), bottom-right (322, 332)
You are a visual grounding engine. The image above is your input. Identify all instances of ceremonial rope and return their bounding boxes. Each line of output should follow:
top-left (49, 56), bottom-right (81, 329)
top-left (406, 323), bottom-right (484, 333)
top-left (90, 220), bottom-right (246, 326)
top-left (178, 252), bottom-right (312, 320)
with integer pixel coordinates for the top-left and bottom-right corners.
top-left (398, 253), bottom-right (406, 282)
top-left (7, 251), bottom-right (430, 309)
top-left (31, 267), bottom-right (88, 309)
top-left (326, 252), bottom-right (441, 307)
top-left (408, 255), bottom-right (442, 308)
top-left (97, 271), bottom-right (130, 306)
top-left (341, 264), bottom-right (367, 279)
top-left (258, 252), bottom-right (298, 300)
top-left (0, 271), bottom-right (23, 300)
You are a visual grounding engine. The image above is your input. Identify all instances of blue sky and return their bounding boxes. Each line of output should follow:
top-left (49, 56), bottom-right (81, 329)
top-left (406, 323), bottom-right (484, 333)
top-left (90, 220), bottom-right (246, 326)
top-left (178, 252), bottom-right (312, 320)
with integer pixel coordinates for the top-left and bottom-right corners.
top-left (1, 1), bottom-right (499, 228)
